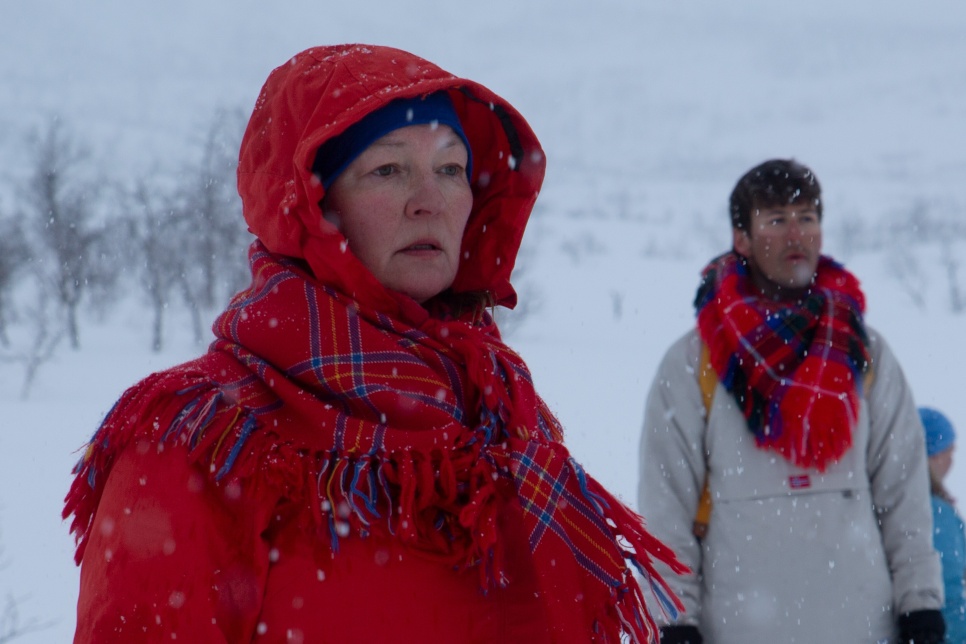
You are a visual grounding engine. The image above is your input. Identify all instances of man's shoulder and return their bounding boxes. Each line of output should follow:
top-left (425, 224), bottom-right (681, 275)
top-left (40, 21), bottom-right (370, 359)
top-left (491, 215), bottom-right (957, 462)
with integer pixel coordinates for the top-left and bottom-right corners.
top-left (652, 328), bottom-right (703, 376)
top-left (861, 323), bottom-right (894, 365)
top-left (663, 328), bottom-right (701, 357)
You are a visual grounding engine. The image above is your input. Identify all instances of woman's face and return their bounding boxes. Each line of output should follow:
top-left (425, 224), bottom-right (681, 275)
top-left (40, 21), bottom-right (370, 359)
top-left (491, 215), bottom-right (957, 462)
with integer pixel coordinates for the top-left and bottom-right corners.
top-left (929, 447), bottom-right (954, 481)
top-left (322, 124), bottom-right (473, 303)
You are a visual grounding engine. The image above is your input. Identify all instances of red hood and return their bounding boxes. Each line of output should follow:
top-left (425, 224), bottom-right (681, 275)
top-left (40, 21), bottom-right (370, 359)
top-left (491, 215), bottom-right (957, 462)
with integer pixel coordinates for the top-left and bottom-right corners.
top-left (237, 44), bottom-right (545, 310)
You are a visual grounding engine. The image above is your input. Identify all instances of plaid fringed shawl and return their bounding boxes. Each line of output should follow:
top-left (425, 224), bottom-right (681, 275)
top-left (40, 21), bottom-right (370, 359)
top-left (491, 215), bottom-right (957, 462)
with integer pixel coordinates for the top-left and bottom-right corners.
top-left (66, 243), bottom-right (686, 643)
top-left (695, 252), bottom-right (871, 471)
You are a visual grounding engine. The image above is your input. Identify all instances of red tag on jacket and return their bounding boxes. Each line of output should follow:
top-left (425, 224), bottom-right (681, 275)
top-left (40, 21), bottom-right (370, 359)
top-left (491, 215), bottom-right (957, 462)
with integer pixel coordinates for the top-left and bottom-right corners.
top-left (789, 474), bottom-right (812, 490)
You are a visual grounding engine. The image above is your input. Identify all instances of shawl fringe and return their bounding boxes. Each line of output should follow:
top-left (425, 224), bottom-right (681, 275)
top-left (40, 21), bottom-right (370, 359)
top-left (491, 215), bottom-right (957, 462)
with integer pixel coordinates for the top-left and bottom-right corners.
top-left (63, 371), bottom-right (264, 565)
top-left (65, 373), bottom-right (522, 588)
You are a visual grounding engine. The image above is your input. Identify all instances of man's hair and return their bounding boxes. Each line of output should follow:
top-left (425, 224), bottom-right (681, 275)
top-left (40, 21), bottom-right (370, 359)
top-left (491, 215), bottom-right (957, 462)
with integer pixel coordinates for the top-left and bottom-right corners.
top-left (729, 159), bottom-right (822, 231)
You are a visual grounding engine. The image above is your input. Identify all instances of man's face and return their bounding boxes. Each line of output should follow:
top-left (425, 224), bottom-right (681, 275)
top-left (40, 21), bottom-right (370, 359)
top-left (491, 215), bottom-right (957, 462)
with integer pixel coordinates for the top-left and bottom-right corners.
top-left (733, 202), bottom-right (822, 298)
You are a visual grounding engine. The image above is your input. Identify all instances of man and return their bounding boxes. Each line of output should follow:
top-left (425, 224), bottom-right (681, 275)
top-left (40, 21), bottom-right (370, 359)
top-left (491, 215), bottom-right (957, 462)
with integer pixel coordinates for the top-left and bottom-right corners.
top-left (638, 159), bottom-right (945, 643)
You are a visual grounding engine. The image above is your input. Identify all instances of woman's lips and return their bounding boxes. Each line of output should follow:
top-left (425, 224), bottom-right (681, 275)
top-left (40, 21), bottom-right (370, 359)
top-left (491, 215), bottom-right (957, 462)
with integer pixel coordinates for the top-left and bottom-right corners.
top-left (400, 240), bottom-right (442, 254)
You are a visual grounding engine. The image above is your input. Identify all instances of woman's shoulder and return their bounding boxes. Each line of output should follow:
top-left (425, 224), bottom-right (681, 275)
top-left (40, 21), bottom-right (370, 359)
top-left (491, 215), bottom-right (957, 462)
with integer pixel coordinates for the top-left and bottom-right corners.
top-left (931, 495), bottom-right (966, 546)
top-left (64, 352), bottom-right (300, 563)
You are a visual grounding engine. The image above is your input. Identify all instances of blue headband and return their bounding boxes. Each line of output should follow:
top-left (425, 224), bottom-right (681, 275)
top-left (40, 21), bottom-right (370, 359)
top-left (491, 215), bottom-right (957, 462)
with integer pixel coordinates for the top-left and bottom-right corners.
top-left (920, 406), bottom-right (956, 457)
top-left (313, 92), bottom-right (472, 189)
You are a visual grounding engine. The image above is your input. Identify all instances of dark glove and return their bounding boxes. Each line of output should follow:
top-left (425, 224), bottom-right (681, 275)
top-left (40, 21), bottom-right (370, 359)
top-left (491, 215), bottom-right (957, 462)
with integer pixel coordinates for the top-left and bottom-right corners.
top-left (897, 609), bottom-right (946, 644)
top-left (659, 624), bottom-right (703, 644)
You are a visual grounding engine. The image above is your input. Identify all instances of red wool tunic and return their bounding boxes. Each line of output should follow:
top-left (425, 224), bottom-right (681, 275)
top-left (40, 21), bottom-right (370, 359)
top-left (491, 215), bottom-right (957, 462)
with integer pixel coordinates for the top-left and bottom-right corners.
top-left (76, 443), bottom-right (552, 642)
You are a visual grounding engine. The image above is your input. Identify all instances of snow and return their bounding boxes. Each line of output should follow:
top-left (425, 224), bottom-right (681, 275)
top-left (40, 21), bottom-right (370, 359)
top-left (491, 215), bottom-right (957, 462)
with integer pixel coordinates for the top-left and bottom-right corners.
top-left (2, 1), bottom-right (966, 640)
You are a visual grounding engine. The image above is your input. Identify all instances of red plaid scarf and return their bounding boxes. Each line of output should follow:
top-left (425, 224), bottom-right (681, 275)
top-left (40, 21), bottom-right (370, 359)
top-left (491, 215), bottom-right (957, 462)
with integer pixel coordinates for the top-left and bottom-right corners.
top-left (695, 252), bottom-right (871, 471)
top-left (66, 243), bottom-right (685, 643)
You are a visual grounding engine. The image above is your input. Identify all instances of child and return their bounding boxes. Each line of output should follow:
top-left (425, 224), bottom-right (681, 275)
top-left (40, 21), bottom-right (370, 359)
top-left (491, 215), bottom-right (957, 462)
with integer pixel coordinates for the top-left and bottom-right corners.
top-left (922, 406), bottom-right (966, 643)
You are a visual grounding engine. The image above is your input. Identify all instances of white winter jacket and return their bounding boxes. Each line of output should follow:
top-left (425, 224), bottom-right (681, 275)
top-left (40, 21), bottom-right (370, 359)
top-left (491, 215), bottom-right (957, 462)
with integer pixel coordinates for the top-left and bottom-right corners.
top-left (638, 328), bottom-right (942, 643)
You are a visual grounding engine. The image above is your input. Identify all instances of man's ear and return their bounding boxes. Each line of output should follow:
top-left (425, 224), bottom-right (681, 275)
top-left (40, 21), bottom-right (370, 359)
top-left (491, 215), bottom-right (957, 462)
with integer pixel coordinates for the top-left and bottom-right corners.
top-left (733, 227), bottom-right (751, 258)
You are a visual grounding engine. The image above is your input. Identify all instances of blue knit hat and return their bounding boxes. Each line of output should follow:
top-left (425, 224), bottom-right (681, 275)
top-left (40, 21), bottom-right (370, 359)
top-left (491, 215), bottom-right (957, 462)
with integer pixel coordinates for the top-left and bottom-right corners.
top-left (920, 406), bottom-right (956, 457)
top-left (312, 92), bottom-right (472, 189)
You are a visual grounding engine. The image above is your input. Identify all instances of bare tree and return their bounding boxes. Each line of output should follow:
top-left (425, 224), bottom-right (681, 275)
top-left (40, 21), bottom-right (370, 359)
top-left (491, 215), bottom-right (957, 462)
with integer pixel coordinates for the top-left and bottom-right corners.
top-left (885, 239), bottom-right (927, 310)
top-left (0, 595), bottom-right (48, 644)
top-left (940, 237), bottom-right (963, 314)
top-left (19, 119), bottom-right (112, 350)
top-left (0, 216), bottom-right (28, 346)
top-left (178, 109), bottom-right (251, 315)
top-left (0, 273), bottom-right (65, 398)
top-left (118, 180), bottom-right (190, 351)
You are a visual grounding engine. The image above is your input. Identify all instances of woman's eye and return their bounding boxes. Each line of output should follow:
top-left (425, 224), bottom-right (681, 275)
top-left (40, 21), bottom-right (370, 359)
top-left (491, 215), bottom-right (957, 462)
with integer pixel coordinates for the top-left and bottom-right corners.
top-left (373, 165), bottom-right (396, 177)
top-left (440, 164), bottom-right (464, 177)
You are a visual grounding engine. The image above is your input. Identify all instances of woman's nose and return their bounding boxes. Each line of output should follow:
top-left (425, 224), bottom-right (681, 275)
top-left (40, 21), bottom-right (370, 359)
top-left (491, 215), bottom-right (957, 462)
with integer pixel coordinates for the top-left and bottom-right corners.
top-left (405, 171), bottom-right (446, 218)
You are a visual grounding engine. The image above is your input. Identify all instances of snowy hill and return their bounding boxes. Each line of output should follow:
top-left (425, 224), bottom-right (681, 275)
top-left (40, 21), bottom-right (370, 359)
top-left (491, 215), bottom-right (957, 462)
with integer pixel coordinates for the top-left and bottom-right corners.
top-left (2, 1), bottom-right (965, 640)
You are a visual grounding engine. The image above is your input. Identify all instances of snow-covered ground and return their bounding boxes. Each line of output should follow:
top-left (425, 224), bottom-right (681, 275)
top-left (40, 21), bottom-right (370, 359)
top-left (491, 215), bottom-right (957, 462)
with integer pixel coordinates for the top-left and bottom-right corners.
top-left (2, 1), bottom-right (965, 640)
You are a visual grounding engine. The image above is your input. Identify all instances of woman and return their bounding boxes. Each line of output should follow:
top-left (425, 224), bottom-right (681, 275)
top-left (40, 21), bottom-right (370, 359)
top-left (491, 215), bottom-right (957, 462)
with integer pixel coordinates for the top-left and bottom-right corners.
top-left (64, 45), bottom-right (685, 643)
top-left (921, 406), bottom-right (966, 643)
